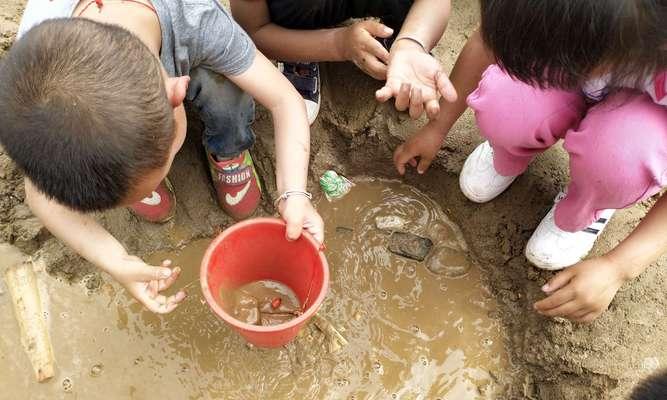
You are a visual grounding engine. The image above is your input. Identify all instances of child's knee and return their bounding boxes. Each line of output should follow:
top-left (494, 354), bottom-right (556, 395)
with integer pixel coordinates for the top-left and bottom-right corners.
top-left (568, 93), bottom-right (667, 176)
top-left (566, 94), bottom-right (667, 205)
top-left (468, 65), bottom-right (583, 147)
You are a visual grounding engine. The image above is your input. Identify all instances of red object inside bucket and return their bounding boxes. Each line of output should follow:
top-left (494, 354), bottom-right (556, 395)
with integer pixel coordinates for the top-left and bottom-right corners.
top-left (200, 218), bottom-right (329, 348)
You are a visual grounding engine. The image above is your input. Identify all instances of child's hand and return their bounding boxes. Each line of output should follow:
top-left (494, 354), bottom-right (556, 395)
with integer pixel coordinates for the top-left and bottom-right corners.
top-left (376, 39), bottom-right (457, 120)
top-left (278, 195), bottom-right (325, 244)
top-left (337, 20), bottom-right (394, 80)
top-left (533, 257), bottom-right (626, 323)
top-left (107, 255), bottom-right (186, 314)
top-left (394, 124), bottom-right (446, 175)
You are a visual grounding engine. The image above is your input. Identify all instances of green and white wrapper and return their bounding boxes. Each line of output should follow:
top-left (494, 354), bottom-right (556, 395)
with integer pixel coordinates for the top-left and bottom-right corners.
top-left (319, 170), bottom-right (354, 201)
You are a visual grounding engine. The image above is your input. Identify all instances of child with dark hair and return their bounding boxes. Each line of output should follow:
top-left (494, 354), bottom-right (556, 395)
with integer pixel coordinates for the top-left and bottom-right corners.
top-left (230, 0), bottom-right (457, 124)
top-left (630, 370), bottom-right (667, 400)
top-left (394, 0), bottom-right (666, 322)
top-left (0, 0), bottom-right (323, 313)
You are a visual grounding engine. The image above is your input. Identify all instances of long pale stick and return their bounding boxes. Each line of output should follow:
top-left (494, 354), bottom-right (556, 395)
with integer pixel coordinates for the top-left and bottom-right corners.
top-left (2, 244), bottom-right (55, 382)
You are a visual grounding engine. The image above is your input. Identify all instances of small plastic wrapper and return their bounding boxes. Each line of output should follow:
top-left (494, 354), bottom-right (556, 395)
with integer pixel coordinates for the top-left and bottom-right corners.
top-left (319, 170), bottom-right (354, 201)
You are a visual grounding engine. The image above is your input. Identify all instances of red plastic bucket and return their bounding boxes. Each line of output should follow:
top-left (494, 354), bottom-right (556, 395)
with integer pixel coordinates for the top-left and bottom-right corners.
top-left (200, 218), bottom-right (329, 348)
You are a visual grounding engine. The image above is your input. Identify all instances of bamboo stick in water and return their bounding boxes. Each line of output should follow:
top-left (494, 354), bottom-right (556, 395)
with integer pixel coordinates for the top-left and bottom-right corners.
top-left (3, 248), bottom-right (55, 382)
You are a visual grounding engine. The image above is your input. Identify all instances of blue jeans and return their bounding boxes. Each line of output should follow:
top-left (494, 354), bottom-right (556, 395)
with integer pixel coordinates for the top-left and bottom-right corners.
top-left (187, 68), bottom-right (255, 158)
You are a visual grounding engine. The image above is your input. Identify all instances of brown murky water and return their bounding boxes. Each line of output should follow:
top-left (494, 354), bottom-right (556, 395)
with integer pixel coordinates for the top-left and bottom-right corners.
top-left (0, 179), bottom-right (509, 399)
top-left (221, 280), bottom-right (301, 326)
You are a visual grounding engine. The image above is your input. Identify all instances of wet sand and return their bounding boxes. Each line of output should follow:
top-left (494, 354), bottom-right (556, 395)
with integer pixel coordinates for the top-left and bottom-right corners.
top-left (1, 179), bottom-right (508, 399)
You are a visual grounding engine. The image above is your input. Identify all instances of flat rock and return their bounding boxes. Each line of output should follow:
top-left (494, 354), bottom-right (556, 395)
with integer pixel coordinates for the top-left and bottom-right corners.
top-left (387, 232), bottom-right (433, 262)
top-left (426, 246), bottom-right (471, 278)
top-left (375, 215), bottom-right (407, 231)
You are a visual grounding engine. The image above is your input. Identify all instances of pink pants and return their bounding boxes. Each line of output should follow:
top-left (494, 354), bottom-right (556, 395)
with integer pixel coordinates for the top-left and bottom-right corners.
top-left (467, 65), bottom-right (667, 232)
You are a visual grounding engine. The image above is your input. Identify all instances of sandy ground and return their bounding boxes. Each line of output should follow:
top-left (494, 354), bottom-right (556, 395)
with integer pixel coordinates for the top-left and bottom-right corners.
top-left (1, 1), bottom-right (665, 399)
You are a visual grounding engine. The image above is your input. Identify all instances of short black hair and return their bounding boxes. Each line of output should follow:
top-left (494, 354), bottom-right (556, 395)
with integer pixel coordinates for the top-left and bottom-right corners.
top-left (480, 0), bottom-right (667, 89)
top-left (0, 18), bottom-right (174, 211)
top-left (630, 370), bottom-right (667, 400)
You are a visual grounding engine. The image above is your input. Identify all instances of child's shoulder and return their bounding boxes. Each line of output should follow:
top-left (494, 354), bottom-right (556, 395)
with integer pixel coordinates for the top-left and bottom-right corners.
top-left (157, 0), bottom-right (236, 36)
top-left (18, 0), bottom-right (78, 39)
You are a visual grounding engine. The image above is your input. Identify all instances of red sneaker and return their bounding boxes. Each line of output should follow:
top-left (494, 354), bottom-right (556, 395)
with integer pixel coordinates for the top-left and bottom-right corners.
top-left (208, 150), bottom-right (262, 220)
top-left (128, 178), bottom-right (176, 223)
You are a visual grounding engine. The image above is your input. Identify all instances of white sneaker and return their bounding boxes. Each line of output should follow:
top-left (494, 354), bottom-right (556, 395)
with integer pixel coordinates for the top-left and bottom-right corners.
top-left (526, 192), bottom-right (616, 270)
top-left (459, 141), bottom-right (518, 203)
top-left (278, 61), bottom-right (320, 125)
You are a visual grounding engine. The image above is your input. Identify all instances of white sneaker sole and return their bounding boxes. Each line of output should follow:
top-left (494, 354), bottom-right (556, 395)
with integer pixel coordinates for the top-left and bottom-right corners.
top-left (526, 200), bottom-right (615, 270)
top-left (305, 96), bottom-right (320, 125)
top-left (459, 142), bottom-right (518, 203)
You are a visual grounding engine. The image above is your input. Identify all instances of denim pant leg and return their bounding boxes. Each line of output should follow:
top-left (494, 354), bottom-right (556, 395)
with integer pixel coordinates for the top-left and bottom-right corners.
top-left (187, 68), bottom-right (255, 158)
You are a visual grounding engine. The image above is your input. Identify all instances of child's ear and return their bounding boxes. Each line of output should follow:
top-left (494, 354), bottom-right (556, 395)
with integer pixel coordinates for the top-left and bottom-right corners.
top-left (165, 76), bottom-right (190, 108)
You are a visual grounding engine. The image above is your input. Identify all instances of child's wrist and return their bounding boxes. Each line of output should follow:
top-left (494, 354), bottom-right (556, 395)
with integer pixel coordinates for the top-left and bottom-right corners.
top-left (333, 26), bottom-right (350, 61)
top-left (391, 36), bottom-right (428, 54)
top-left (274, 189), bottom-right (312, 208)
top-left (602, 252), bottom-right (642, 283)
top-left (96, 250), bottom-right (129, 276)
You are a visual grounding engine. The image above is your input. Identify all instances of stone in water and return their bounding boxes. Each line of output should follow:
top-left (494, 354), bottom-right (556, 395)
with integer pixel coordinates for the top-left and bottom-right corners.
top-left (426, 246), bottom-right (471, 278)
top-left (375, 215), bottom-right (407, 231)
top-left (387, 232), bottom-right (433, 261)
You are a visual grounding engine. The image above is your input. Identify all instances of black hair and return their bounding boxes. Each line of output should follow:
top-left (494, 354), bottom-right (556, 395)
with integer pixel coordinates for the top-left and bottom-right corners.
top-left (0, 18), bottom-right (173, 211)
top-left (480, 0), bottom-right (667, 89)
top-left (630, 370), bottom-right (667, 400)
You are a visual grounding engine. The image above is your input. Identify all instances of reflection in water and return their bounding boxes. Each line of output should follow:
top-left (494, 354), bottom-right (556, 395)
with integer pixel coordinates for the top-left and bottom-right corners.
top-left (0, 179), bottom-right (508, 400)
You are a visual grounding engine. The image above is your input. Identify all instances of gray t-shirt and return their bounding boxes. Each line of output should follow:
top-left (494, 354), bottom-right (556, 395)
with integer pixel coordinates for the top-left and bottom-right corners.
top-left (17, 0), bottom-right (255, 77)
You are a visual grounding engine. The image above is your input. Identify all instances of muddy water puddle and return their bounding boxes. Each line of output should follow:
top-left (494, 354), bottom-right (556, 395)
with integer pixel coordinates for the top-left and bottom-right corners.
top-left (1, 179), bottom-right (508, 399)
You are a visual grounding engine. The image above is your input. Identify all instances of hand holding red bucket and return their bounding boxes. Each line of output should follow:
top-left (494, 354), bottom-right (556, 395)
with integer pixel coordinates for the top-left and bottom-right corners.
top-left (200, 218), bottom-right (329, 348)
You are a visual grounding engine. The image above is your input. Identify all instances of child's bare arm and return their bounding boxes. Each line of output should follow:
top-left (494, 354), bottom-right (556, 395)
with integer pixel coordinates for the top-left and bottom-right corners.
top-left (230, 0), bottom-right (346, 62)
top-left (535, 194), bottom-right (667, 322)
top-left (606, 194), bottom-right (667, 278)
top-left (393, 29), bottom-right (494, 174)
top-left (24, 179), bottom-right (186, 313)
top-left (228, 50), bottom-right (324, 243)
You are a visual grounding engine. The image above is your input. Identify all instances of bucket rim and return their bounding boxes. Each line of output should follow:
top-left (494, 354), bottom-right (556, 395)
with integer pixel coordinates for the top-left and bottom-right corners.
top-left (199, 217), bottom-right (330, 333)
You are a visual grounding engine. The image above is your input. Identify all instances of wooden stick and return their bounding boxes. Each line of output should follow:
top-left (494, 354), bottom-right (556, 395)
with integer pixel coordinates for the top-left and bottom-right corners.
top-left (3, 254), bottom-right (55, 382)
top-left (312, 314), bottom-right (348, 353)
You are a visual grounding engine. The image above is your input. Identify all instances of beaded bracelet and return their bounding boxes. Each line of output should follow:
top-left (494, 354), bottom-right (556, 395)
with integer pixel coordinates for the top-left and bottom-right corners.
top-left (273, 190), bottom-right (313, 207)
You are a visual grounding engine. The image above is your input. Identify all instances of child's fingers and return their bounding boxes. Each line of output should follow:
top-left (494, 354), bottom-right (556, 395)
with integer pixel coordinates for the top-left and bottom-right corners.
top-left (426, 99), bottom-right (440, 120)
top-left (572, 311), bottom-right (598, 324)
top-left (126, 264), bottom-right (173, 282)
top-left (158, 266), bottom-right (181, 291)
top-left (362, 55), bottom-right (388, 80)
top-left (306, 224), bottom-right (324, 245)
top-left (533, 286), bottom-right (575, 311)
top-left (306, 214), bottom-right (325, 244)
top-left (363, 35), bottom-right (390, 64)
top-left (570, 308), bottom-right (592, 320)
top-left (537, 300), bottom-right (579, 318)
top-left (146, 290), bottom-right (186, 314)
top-left (393, 145), bottom-right (412, 175)
top-left (361, 20), bottom-right (394, 39)
top-left (542, 269), bottom-right (576, 294)
top-left (409, 158), bottom-right (418, 168)
top-left (409, 87), bottom-right (424, 119)
top-left (417, 155), bottom-right (433, 175)
top-left (436, 71), bottom-right (458, 102)
top-left (394, 83), bottom-right (411, 112)
top-left (375, 85), bottom-right (394, 102)
top-left (148, 279), bottom-right (159, 299)
top-left (285, 218), bottom-right (304, 242)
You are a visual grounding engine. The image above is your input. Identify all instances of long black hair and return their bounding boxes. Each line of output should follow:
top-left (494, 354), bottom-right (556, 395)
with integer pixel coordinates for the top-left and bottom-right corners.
top-left (480, 0), bottom-right (667, 89)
